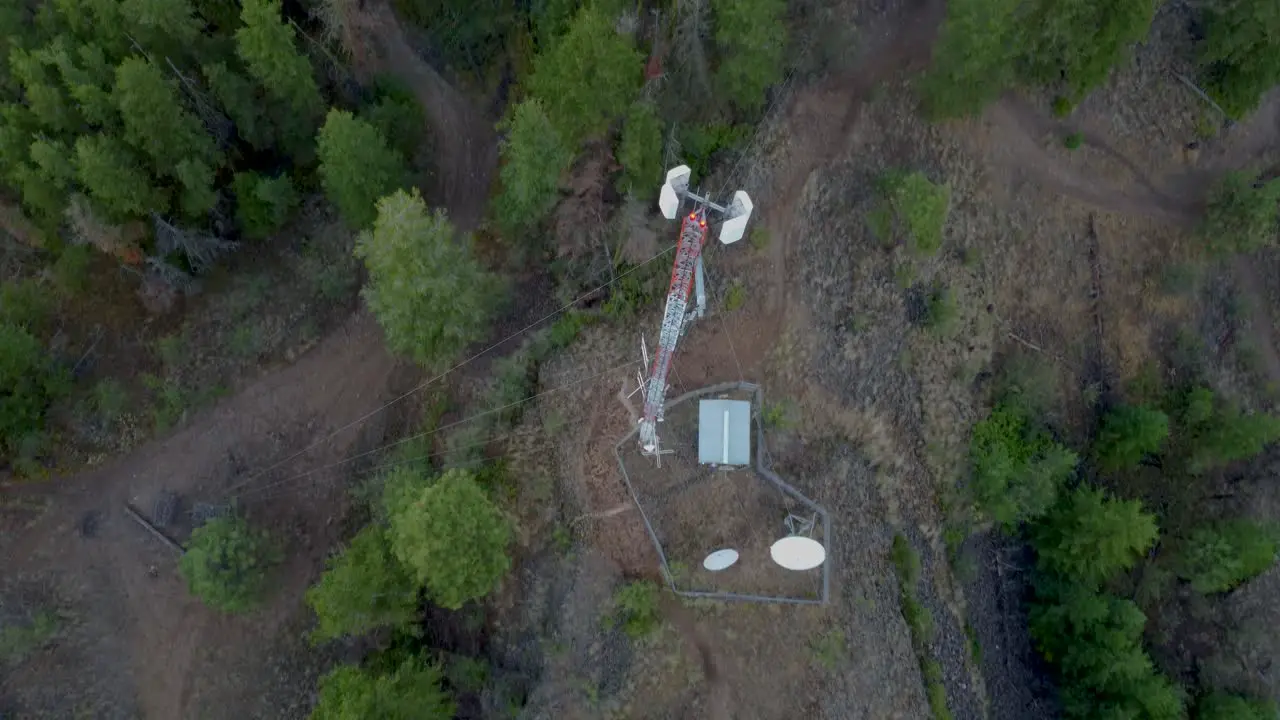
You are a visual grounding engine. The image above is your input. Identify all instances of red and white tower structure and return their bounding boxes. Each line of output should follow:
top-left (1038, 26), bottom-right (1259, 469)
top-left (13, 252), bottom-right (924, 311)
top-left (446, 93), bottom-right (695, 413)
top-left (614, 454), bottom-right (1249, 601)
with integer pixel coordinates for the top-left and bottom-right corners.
top-left (634, 165), bottom-right (753, 460)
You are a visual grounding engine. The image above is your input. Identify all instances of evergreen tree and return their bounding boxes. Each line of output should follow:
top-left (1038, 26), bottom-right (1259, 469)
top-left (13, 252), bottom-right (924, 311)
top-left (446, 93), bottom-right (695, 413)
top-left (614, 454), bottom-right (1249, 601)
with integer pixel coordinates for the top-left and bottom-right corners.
top-left (387, 468), bottom-right (511, 609)
top-left (1172, 519), bottom-right (1278, 593)
top-left (354, 189), bottom-right (496, 368)
top-left (113, 56), bottom-right (217, 178)
top-left (616, 100), bottom-right (663, 199)
top-left (203, 61), bottom-right (272, 151)
top-left (0, 322), bottom-right (68, 460)
top-left (917, 0), bottom-right (1018, 118)
top-left (235, 0), bottom-right (323, 142)
top-left (526, 6), bottom-right (643, 145)
top-left (232, 171), bottom-right (297, 238)
top-left (305, 525), bottom-right (420, 642)
top-left (1031, 486), bottom-right (1158, 588)
top-left (1200, 171), bottom-right (1280, 255)
top-left (74, 133), bottom-right (168, 220)
top-left (9, 47), bottom-right (82, 134)
top-left (493, 98), bottom-right (570, 237)
top-left (42, 38), bottom-right (117, 128)
top-left (1018, 0), bottom-right (1159, 97)
top-left (311, 658), bottom-right (454, 720)
top-left (970, 406), bottom-right (1077, 529)
top-left (120, 0), bottom-right (203, 52)
top-left (711, 0), bottom-right (786, 113)
top-left (1094, 405), bottom-right (1169, 472)
top-left (1200, 0), bottom-right (1280, 120)
top-left (178, 515), bottom-right (280, 614)
top-left (317, 109), bottom-right (408, 229)
top-left (1196, 692), bottom-right (1277, 720)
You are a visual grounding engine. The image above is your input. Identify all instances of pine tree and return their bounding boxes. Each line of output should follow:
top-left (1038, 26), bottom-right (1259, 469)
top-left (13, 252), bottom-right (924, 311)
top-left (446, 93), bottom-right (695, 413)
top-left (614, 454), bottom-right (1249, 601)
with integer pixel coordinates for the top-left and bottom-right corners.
top-left (311, 658), bottom-right (455, 720)
top-left (386, 468), bottom-right (511, 609)
top-left (305, 525), bottom-right (420, 642)
top-left (1200, 171), bottom-right (1280, 255)
top-left (1093, 405), bottom-right (1169, 472)
top-left (235, 0), bottom-right (323, 145)
top-left (203, 61), bottom-right (272, 151)
top-left (113, 56), bottom-right (217, 178)
top-left (317, 109), bottom-right (407, 229)
top-left (1031, 486), bottom-right (1158, 588)
top-left (354, 189), bottom-right (497, 368)
top-left (232, 171), bottom-right (297, 238)
top-left (616, 100), bottom-right (663, 199)
top-left (493, 98), bottom-right (570, 237)
top-left (710, 0), bottom-right (786, 113)
top-left (1172, 519), bottom-right (1278, 593)
top-left (74, 133), bottom-right (168, 220)
top-left (1200, 0), bottom-right (1280, 120)
top-left (120, 0), bottom-right (203, 47)
top-left (526, 6), bottom-right (643, 145)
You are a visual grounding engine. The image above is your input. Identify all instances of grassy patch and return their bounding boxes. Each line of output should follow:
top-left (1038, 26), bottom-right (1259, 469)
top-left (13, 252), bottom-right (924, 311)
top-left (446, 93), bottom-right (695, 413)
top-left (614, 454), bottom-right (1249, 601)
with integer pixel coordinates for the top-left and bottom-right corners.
top-left (810, 628), bottom-right (847, 671)
top-left (892, 534), bottom-right (953, 719)
top-left (749, 225), bottom-right (771, 251)
top-left (923, 285), bottom-right (958, 335)
top-left (761, 399), bottom-right (796, 429)
top-left (875, 170), bottom-right (951, 255)
top-left (724, 281), bottom-right (746, 312)
top-left (922, 658), bottom-right (954, 720)
top-left (0, 610), bottom-right (60, 665)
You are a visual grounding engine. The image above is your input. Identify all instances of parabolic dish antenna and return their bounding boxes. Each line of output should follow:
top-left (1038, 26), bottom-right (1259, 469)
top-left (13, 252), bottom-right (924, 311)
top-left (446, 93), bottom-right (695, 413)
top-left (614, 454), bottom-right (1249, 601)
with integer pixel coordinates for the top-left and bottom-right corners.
top-left (770, 536), bottom-right (826, 571)
top-left (702, 548), bottom-right (740, 571)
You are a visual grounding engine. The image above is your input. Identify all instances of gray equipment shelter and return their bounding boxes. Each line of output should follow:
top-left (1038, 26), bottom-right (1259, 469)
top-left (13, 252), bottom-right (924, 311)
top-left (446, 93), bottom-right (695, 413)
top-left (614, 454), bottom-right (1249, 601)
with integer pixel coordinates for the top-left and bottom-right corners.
top-left (697, 399), bottom-right (752, 465)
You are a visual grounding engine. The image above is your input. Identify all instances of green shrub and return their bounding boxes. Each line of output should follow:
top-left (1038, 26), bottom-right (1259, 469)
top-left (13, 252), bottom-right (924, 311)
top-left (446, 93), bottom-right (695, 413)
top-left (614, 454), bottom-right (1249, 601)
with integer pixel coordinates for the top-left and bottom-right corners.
top-left (1200, 172), bottom-right (1280, 255)
top-left (1063, 132), bottom-right (1083, 150)
top-left (1171, 519), bottom-right (1278, 594)
top-left (891, 534), bottom-right (921, 588)
top-left (970, 406), bottom-right (1077, 529)
top-left (1196, 691), bottom-right (1277, 720)
top-left (923, 285), bottom-right (958, 335)
top-left (876, 171), bottom-right (950, 254)
top-left (311, 656), bottom-right (454, 720)
top-left (306, 525), bottom-right (421, 642)
top-left (607, 580), bottom-right (662, 639)
top-left (387, 468), bottom-right (511, 609)
top-left (0, 322), bottom-right (68, 460)
top-left (1031, 486), bottom-right (1157, 588)
top-left (1094, 405), bottom-right (1169, 472)
top-left (355, 189), bottom-right (498, 370)
top-left (233, 172), bottom-right (298, 239)
top-left (179, 515), bottom-right (279, 613)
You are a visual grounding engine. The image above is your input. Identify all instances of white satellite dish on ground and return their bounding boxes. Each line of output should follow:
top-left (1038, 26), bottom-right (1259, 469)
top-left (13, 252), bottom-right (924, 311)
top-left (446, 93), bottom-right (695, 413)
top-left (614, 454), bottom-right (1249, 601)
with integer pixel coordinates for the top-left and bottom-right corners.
top-left (770, 536), bottom-right (826, 571)
top-left (702, 548), bottom-right (740, 571)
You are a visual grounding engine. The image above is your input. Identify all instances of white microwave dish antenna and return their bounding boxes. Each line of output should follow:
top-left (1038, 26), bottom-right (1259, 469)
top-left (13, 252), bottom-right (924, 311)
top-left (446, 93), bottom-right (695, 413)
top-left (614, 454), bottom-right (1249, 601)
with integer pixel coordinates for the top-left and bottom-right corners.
top-left (702, 548), bottom-right (740, 571)
top-left (770, 536), bottom-right (826, 571)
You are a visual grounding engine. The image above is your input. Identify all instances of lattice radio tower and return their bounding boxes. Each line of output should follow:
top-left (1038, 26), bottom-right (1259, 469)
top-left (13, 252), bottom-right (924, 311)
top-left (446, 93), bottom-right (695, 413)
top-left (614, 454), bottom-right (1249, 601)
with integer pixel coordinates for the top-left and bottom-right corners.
top-left (630, 165), bottom-right (753, 463)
